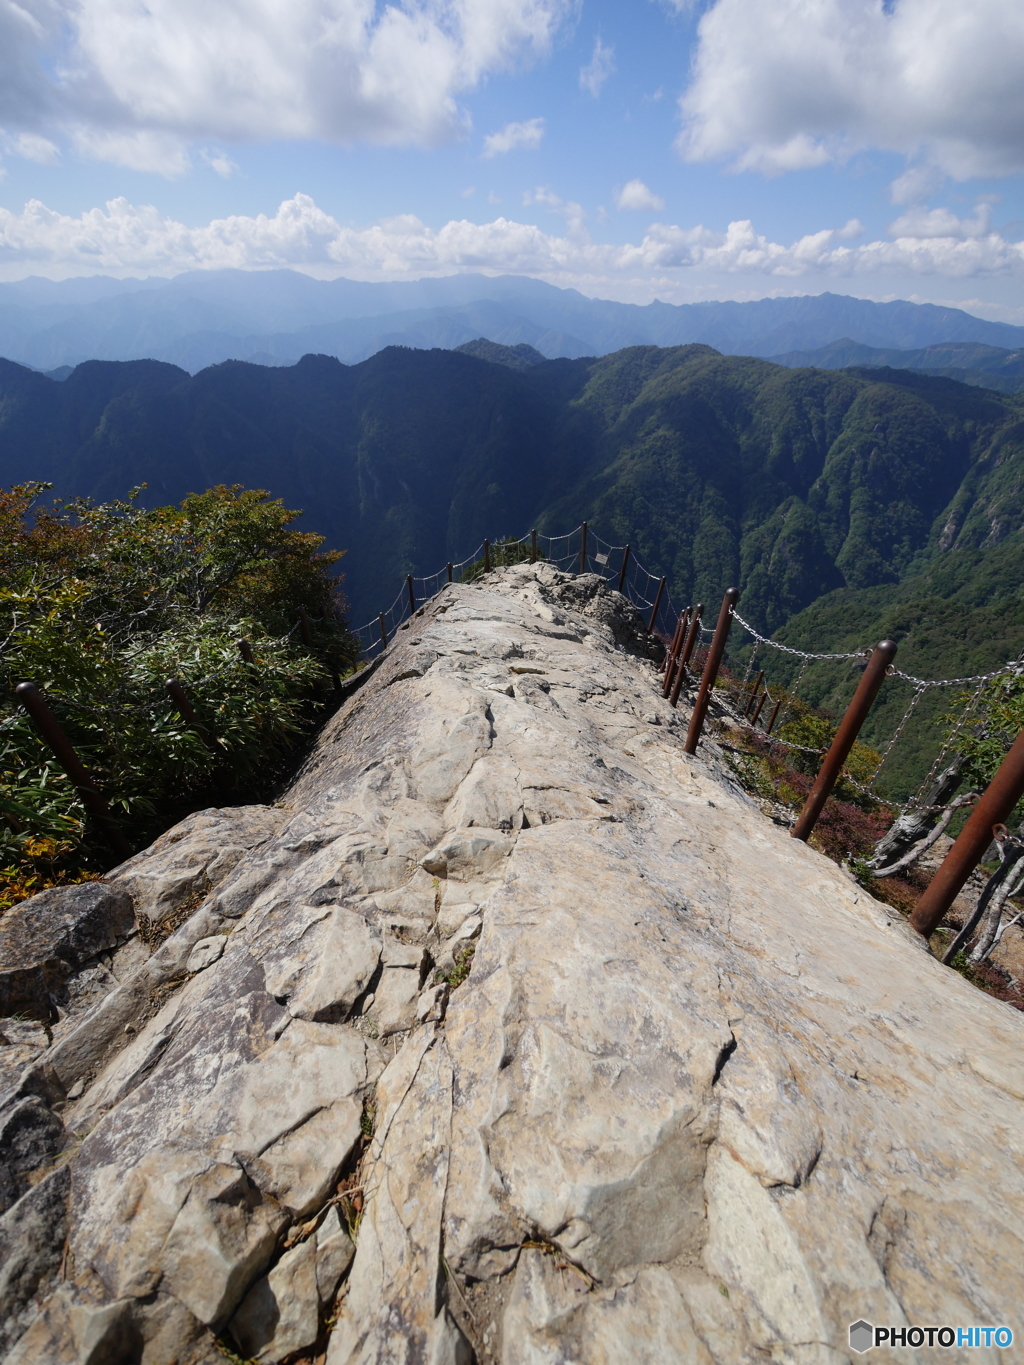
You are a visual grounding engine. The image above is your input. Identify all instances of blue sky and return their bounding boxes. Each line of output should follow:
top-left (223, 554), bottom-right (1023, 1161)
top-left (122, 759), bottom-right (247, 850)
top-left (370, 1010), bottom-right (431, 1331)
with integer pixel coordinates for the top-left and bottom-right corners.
top-left (2, 0), bottom-right (1024, 316)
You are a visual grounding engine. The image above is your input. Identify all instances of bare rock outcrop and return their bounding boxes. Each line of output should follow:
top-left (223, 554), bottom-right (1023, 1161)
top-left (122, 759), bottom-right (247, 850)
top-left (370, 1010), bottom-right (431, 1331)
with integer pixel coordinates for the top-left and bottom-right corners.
top-left (1, 562), bottom-right (1022, 1364)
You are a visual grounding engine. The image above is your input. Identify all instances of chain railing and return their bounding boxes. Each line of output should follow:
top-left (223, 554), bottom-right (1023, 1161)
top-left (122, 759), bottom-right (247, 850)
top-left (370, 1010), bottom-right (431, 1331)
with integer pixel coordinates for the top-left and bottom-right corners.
top-left (348, 522), bottom-right (682, 663)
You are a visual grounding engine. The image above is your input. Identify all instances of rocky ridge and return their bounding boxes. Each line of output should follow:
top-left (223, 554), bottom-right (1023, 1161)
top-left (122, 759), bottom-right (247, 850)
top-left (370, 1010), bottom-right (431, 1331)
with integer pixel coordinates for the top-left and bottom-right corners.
top-left (0, 563), bottom-right (1022, 1364)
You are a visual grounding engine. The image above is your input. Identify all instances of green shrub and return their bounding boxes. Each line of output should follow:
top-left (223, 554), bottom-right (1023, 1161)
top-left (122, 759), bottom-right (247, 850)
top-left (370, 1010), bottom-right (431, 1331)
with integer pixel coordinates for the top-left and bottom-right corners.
top-left (0, 482), bottom-right (358, 903)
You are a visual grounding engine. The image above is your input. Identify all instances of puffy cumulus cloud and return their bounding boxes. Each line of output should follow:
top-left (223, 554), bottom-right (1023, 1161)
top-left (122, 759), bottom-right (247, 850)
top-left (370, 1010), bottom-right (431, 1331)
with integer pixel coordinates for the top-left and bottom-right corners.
top-left (482, 117), bottom-right (545, 157)
top-left (615, 180), bottom-right (665, 212)
top-left (679, 0), bottom-right (1024, 179)
top-left (4, 192), bottom-right (1024, 288)
top-left (0, 0), bottom-right (572, 171)
top-left (579, 37), bottom-right (614, 98)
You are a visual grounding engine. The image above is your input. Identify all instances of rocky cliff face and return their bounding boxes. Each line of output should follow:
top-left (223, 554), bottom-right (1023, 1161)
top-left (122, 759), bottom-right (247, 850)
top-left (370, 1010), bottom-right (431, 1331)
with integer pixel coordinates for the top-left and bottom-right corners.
top-left (1, 564), bottom-right (1022, 1365)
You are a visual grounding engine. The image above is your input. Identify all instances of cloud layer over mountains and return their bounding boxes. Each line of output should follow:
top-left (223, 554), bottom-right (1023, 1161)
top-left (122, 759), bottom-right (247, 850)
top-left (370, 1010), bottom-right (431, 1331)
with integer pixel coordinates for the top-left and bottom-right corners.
top-left (3, 193), bottom-right (1023, 297)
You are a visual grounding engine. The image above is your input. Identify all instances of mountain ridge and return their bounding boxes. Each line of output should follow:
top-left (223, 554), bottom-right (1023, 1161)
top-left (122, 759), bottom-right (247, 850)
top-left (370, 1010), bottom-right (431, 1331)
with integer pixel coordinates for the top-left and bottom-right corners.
top-left (3, 271), bottom-right (1023, 371)
top-left (1, 342), bottom-right (1022, 707)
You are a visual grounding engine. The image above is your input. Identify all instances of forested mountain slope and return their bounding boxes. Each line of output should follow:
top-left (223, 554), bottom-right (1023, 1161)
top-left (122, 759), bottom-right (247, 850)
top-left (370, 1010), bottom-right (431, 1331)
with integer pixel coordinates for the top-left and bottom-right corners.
top-left (1, 345), bottom-right (1022, 663)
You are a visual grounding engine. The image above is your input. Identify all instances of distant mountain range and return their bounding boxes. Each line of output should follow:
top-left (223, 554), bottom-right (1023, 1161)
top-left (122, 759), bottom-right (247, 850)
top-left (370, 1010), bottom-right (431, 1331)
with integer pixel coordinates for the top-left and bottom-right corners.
top-left (4, 269), bottom-right (1024, 372)
top-left (772, 338), bottom-right (1024, 393)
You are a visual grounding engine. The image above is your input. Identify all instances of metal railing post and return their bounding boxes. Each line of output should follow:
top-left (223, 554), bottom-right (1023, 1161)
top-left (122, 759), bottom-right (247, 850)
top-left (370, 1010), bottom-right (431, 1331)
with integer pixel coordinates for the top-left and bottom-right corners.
top-left (239, 639), bottom-right (255, 665)
top-left (379, 613), bottom-right (388, 649)
top-left (15, 682), bottom-right (133, 861)
top-left (579, 522), bottom-right (588, 574)
top-left (684, 590), bottom-right (739, 753)
top-left (647, 577), bottom-right (666, 633)
top-left (165, 679), bottom-right (221, 759)
top-left (483, 540), bottom-right (491, 573)
top-left (617, 545), bottom-right (631, 594)
top-left (751, 690), bottom-right (768, 726)
top-left (765, 695), bottom-right (783, 735)
top-left (790, 640), bottom-right (897, 842)
top-left (662, 610), bottom-right (688, 692)
top-left (407, 575), bottom-right (416, 614)
top-left (446, 562), bottom-right (453, 584)
top-left (670, 605), bottom-right (703, 708)
top-left (910, 727), bottom-right (1024, 941)
top-left (298, 607), bottom-right (314, 649)
top-left (530, 529), bottom-right (537, 564)
top-left (743, 671), bottom-right (764, 718)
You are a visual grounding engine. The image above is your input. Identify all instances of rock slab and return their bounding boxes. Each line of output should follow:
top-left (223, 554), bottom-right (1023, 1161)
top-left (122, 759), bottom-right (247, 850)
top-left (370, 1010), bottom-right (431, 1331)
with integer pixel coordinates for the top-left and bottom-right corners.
top-left (1, 564), bottom-right (1022, 1365)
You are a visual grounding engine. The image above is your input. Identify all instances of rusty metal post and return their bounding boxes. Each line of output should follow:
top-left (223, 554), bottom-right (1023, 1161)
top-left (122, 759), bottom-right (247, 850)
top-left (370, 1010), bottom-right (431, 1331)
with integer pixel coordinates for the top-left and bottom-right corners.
top-left (579, 521), bottom-right (588, 574)
top-left (910, 727), bottom-right (1024, 940)
top-left (617, 544), bottom-right (631, 594)
top-left (238, 639), bottom-right (255, 665)
top-left (298, 606), bottom-right (314, 649)
top-left (15, 682), bottom-right (133, 860)
top-left (165, 679), bottom-right (221, 759)
top-left (446, 562), bottom-right (453, 584)
top-left (530, 529), bottom-right (537, 564)
top-left (765, 696), bottom-right (783, 735)
top-left (662, 610), bottom-right (687, 685)
top-left (662, 610), bottom-right (688, 693)
top-left (751, 690), bottom-right (768, 726)
top-left (685, 589), bottom-right (739, 753)
top-left (379, 613), bottom-right (388, 649)
top-left (743, 671), bottom-right (764, 718)
top-left (670, 605), bottom-right (703, 708)
top-left (407, 575), bottom-right (416, 614)
top-left (647, 577), bottom-right (666, 633)
top-left (790, 640), bottom-right (898, 843)
top-left (483, 540), bottom-right (491, 573)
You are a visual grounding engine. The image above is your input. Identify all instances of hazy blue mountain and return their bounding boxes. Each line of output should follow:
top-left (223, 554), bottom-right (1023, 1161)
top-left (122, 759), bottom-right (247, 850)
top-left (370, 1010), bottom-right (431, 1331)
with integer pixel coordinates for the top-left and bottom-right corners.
top-left (4, 270), bottom-right (1024, 372)
top-left (453, 338), bottom-right (546, 370)
top-left (772, 337), bottom-right (1024, 393)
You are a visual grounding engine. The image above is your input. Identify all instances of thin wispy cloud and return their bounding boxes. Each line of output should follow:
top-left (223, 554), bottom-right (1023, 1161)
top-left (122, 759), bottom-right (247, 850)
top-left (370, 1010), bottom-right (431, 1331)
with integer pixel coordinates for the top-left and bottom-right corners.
top-left (580, 37), bottom-right (615, 98)
top-left (483, 118), bottom-right (545, 158)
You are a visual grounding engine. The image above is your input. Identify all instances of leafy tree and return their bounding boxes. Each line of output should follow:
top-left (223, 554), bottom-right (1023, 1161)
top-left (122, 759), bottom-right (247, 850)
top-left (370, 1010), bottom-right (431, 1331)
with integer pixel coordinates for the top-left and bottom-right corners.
top-left (944, 670), bottom-right (1024, 792)
top-left (0, 482), bottom-right (358, 907)
top-left (462, 536), bottom-right (542, 583)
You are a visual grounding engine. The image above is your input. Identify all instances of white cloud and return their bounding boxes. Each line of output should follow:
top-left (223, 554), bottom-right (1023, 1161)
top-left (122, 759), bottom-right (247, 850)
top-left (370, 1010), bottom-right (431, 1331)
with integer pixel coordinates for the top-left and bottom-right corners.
top-left (579, 37), bottom-right (615, 98)
top-left (482, 117), bottom-right (544, 157)
top-left (679, 0), bottom-right (1024, 179)
top-left (200, 149), bottom-right (239, 179)
top-left (4, 193), bottom-right (1024, 293)
top-left (615, 179), bottom-right (665, 212)
top-left (888, 203), bottom-right (994, 240)
top-left (0, 0), bottom-right (573, 172)
top-left (7, 133), bottom-right (59, 164)
top-left (889, 165), bottom-right (945, 206)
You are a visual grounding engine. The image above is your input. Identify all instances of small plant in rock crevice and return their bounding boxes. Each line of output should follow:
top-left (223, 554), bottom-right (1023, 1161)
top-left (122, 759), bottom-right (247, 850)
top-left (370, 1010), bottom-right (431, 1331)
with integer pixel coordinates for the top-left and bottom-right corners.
top-left (435, 941), bottom-right (476, 989)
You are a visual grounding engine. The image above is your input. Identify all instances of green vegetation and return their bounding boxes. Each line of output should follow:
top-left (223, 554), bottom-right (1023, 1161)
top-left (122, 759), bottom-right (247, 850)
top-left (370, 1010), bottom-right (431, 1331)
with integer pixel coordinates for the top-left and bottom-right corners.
top-left (461, 535), bottom-right (543, 583)
top-left (0, 482), bottom-right (357, 907)
top-left (3, 345), bottom-right (1024, 796)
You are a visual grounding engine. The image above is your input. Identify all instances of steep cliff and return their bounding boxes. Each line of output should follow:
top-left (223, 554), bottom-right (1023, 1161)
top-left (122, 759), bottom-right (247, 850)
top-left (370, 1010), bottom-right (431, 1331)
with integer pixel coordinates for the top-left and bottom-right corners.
top-left (1, 565), bottom-right (1022, 1364)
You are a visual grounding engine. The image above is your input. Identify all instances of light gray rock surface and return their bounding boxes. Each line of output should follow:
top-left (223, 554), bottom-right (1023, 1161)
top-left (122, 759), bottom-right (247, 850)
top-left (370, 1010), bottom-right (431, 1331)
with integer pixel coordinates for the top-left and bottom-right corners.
top-left (2, 563), bottom-right (1023, 1364)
